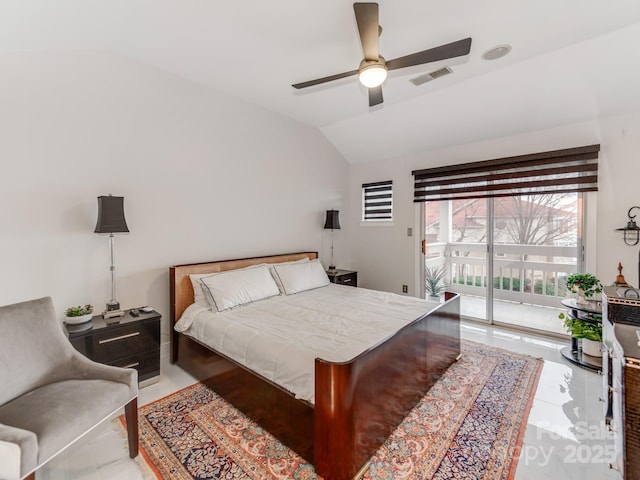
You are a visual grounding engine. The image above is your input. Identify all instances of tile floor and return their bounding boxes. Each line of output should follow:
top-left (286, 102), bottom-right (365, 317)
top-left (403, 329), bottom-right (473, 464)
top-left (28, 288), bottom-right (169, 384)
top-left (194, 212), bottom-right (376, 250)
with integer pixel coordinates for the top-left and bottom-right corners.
top-left (36, 323), bottom-right (619, 480)
top-left (460, 294), bottom-right (569, 335)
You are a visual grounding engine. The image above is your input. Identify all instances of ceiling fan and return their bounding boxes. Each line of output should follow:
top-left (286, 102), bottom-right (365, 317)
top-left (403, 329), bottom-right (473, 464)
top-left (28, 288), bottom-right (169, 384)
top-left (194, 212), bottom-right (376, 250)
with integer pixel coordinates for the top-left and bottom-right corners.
top-left (292, 2), bottom-right (472, 107)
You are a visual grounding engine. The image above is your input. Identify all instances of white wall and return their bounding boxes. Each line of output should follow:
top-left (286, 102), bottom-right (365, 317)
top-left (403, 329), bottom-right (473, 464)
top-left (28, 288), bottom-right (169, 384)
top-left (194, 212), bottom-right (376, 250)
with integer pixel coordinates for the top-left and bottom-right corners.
top-left (0, 50), bottom-right (350, 342)
top-left (349, 110), bottom-right (640, 295)
top-left (4, 49), bottom-right (638, 338)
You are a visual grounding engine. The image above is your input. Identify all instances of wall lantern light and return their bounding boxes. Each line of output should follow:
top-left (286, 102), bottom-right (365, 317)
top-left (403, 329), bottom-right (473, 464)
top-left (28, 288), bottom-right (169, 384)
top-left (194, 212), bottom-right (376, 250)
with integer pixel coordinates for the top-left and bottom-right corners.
top-left (616, 206), bottom-right (640, 246)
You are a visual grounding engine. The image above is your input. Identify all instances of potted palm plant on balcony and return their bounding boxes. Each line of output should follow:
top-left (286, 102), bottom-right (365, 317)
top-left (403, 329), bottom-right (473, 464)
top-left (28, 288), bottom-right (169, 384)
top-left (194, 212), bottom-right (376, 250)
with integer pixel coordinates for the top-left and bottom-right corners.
top-left (425, 265), bottom-right (447, 301)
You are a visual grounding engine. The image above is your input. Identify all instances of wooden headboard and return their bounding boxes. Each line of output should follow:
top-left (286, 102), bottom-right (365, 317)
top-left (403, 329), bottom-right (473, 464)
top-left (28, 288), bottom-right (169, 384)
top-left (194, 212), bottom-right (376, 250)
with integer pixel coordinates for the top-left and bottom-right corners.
top-left (169, 251), bottom-right (318, 349)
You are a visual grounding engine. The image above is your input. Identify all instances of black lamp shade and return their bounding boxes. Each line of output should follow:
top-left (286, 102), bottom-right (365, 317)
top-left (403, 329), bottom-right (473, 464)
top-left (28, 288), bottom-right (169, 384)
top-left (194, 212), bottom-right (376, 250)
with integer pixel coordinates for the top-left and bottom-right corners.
top-left (94, 196), bottom-right (129, 234)
top-left (324, 210), bottom-right (341, 230)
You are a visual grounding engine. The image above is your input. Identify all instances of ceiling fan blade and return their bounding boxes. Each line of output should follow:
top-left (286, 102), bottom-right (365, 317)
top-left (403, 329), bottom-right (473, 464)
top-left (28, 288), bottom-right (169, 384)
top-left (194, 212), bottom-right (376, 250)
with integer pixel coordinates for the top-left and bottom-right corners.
top-left (354, 2), bottom-right (380, 61)
top-left (386, 37), bottom-right (472, 71)
top-left (369, 86), bottom-right (383, 106)
top-left (292, 69), bottom-right (359, 89)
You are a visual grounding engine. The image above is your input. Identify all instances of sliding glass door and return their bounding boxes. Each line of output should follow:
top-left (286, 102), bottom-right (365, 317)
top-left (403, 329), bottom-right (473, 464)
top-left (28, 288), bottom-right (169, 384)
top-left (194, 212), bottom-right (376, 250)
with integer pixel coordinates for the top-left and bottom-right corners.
top-left (490, 193), bottom-right (581, 334)
top-left (423, 193), bottom-right (582, 335)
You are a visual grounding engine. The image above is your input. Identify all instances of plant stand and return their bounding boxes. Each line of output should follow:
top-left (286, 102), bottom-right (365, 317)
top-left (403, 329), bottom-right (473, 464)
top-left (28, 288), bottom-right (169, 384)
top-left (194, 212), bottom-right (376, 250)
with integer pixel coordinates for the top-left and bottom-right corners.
top-left (560, 298), bottom-right (602, 372)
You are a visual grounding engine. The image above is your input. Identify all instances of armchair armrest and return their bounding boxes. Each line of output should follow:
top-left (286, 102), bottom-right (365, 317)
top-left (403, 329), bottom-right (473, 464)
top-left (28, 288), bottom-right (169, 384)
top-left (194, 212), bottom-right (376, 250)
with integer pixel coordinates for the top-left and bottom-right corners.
top-left (68, 352), bottom-right (138, 397)
top-left (0, 423), bottom-right (37, 480)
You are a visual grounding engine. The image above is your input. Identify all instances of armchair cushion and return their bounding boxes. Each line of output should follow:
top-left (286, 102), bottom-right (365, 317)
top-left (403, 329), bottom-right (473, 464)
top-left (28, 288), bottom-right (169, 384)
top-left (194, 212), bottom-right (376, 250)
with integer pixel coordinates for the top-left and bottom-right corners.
top-left (0, 379), bottom-right (132, 470)
top-left (0, 297), bottom-right (75, 405)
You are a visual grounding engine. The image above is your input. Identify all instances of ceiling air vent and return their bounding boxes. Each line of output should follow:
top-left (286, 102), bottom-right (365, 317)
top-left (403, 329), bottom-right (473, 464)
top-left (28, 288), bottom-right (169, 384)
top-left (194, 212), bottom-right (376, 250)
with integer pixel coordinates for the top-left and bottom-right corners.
top-left (409, 66), bottom-right (452, 86)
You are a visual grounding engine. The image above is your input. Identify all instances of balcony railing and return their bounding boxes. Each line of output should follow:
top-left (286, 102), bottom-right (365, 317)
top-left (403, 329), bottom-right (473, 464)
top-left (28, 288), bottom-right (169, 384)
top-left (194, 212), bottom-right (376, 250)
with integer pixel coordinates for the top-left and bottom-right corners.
top-left (425, 241), bottom-right (578, 308)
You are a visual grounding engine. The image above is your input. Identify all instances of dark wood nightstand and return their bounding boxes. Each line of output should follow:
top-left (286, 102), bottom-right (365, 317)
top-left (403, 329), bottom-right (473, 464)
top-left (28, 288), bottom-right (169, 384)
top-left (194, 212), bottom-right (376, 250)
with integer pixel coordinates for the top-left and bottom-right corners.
top-left (65, 309), bottom-right (161, 387)
top-left (327, 269), bottom-right (358, 287)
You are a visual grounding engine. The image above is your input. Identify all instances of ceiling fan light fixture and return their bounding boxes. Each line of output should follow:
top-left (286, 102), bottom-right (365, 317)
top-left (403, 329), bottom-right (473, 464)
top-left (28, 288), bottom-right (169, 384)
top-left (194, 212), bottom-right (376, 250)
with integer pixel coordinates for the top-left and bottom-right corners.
top-left (359, 63), bottom-right (388, 88)
top-left (291, 4), bottom-right (473, 107)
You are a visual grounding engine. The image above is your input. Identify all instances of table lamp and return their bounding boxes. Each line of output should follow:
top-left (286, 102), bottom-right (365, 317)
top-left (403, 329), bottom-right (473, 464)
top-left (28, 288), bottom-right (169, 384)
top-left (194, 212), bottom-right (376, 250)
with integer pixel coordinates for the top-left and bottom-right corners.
top-left (95, 195), bottom-right (129, 319)
top-left (324, 210), bottom-right (341, 271)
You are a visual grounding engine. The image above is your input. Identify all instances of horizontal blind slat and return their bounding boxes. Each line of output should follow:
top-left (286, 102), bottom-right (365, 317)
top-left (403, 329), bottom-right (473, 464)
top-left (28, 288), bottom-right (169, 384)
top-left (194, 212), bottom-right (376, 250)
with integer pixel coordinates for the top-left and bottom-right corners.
top-left (412, 145), bottom-right (599, 178)
top-left (414, 162), bottom-right (598, 188)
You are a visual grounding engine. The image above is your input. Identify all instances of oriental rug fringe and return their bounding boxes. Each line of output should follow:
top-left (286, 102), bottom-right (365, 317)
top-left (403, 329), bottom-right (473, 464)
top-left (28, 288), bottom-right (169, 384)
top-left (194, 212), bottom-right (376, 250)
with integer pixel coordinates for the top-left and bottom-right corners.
top-left (119, 340), bottom-right (542, 479)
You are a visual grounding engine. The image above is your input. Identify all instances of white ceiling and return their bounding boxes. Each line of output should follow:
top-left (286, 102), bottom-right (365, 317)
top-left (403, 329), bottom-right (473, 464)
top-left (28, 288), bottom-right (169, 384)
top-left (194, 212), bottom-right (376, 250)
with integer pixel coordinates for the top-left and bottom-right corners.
top-left (2, 0), bottom-right (640, 163)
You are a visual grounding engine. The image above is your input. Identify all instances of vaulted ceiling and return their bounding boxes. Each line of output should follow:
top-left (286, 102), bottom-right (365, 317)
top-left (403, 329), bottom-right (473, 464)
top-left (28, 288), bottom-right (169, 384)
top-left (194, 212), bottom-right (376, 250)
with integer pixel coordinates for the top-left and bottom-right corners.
top-left (3, 0), bottom-right (640, 163)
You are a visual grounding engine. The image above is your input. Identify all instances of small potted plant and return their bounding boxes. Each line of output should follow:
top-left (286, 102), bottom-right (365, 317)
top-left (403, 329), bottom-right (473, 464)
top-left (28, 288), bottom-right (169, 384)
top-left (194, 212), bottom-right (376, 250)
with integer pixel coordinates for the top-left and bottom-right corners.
top-left (559, 312), bottom-right (602, 356)
top-left (64, 304), bottom-right (94, 324)
top-left (425, 265), bottom-right (447, 301)
top-left (566, 273), bottom-right (602, 305)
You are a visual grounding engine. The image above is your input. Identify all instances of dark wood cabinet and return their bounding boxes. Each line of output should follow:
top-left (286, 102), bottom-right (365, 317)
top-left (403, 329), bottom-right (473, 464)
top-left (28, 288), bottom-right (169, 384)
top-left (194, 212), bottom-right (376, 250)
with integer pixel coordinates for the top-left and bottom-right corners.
top-left (327, 269), bottom-right (358, 287)
top-left (602, 287), bottom-right (640, 479)
top-left (66, 309), bottom-right (161, 387)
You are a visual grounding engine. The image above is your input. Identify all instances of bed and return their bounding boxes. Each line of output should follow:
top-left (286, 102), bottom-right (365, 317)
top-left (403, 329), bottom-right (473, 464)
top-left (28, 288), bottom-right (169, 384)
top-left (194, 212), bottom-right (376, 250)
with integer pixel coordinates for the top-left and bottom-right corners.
top-left (170, 252), bottom-right (460, 480)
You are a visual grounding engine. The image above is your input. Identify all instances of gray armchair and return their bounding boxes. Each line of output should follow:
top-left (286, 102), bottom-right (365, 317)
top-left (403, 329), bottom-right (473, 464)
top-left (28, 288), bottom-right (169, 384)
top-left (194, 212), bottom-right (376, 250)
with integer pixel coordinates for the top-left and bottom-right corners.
top-left (0, 297), bottom-right (138, 480)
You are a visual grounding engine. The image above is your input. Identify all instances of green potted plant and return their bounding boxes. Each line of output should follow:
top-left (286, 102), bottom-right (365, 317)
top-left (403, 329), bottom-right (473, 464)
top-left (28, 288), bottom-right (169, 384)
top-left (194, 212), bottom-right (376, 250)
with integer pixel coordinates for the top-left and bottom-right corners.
top-left (64, 304), bottom-right (94, 324)
top-left (565, 273), bottom-right (602, 305)
top-left (559, 312), bottom-right (602, 356)
top-left (425, 265), bottom-right (447, 301)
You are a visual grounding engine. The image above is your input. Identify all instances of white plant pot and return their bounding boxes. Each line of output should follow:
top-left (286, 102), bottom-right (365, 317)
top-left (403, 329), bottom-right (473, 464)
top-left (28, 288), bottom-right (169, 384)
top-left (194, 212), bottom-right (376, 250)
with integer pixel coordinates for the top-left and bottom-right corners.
top-left (575, 294), bottom-right (589, 305)
top-left (581, 338), bottom-right (602, 357)
top-left (64, 313), bottom-right (93, 324)
top-left (574, 288), bottom-right (589, 305)
top-left (571, 285), bottom-right (592, 305)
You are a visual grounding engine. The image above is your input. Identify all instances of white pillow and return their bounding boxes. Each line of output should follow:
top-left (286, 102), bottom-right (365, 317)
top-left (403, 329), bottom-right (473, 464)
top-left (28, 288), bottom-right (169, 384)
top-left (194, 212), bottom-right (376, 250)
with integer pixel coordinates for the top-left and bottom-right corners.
top-left (190, 263), bottom-right (268, 305)
top-left (268, 257), bottom-right (310, 294)
top-left (200, 264), bottom-right (280, 311)
top-left (272, 259), bottom-right (330, 295)
top-left (189, 274), bottom-right (212, 304)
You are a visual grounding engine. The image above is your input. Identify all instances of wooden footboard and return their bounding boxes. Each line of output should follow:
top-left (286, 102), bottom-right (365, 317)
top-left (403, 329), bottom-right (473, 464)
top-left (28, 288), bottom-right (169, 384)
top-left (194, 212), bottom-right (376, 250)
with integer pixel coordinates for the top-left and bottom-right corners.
top-left (314, 291), bottom-right (460, 479)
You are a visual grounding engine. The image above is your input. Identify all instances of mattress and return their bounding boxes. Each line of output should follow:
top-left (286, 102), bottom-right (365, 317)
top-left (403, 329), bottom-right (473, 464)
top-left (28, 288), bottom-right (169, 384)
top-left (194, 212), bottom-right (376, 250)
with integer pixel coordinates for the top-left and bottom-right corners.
top-left (175, 283), bottom-right (440, 403)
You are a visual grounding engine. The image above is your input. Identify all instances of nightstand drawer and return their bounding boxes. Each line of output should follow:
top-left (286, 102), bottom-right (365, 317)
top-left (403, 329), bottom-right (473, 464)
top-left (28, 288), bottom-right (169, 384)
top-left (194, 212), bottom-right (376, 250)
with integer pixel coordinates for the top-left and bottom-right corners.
top-left (108, 349), bottom-right (160, 382)
top-left (334, 272), bottom-right (357, 286)
top-left (77, 321), bottom-right (160, 363)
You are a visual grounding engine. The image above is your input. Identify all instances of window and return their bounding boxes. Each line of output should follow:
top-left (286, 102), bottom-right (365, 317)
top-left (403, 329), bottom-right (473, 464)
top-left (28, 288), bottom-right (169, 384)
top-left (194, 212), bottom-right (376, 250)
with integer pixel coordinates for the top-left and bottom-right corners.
top-left (362, 180), bottom-right (393, 222)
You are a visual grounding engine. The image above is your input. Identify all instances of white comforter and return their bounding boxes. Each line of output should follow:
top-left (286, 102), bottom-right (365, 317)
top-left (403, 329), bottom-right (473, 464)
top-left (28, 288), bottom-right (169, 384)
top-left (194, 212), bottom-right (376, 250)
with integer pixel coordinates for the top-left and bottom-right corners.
top-left (175, 284), bottom-right (440, 404)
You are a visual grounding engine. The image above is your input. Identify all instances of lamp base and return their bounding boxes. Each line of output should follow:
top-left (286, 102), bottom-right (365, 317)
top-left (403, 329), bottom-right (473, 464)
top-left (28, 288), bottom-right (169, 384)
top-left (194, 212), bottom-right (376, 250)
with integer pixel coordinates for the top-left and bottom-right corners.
top-left (328, 265), bottom-right (337, 271)
top-left (104, 301), bottom-right (124, 320)
top-left (106, 300), bottom-right (120, 312)
top-left (103, 309), bottom-right (125, 320)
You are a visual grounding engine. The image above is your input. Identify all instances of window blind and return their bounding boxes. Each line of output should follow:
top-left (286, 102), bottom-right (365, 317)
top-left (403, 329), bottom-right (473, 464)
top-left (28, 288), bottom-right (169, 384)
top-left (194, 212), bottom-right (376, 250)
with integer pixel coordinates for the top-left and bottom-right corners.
top-left (362, 180), bottom-right (393, 221)
top-left (412, 144), bottom-right (600, 203)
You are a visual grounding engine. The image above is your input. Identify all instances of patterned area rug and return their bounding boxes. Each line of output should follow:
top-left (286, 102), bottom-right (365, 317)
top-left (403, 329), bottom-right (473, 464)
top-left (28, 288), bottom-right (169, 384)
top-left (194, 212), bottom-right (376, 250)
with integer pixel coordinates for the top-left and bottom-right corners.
top-left (120, 340), bottom-right (542, 480)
